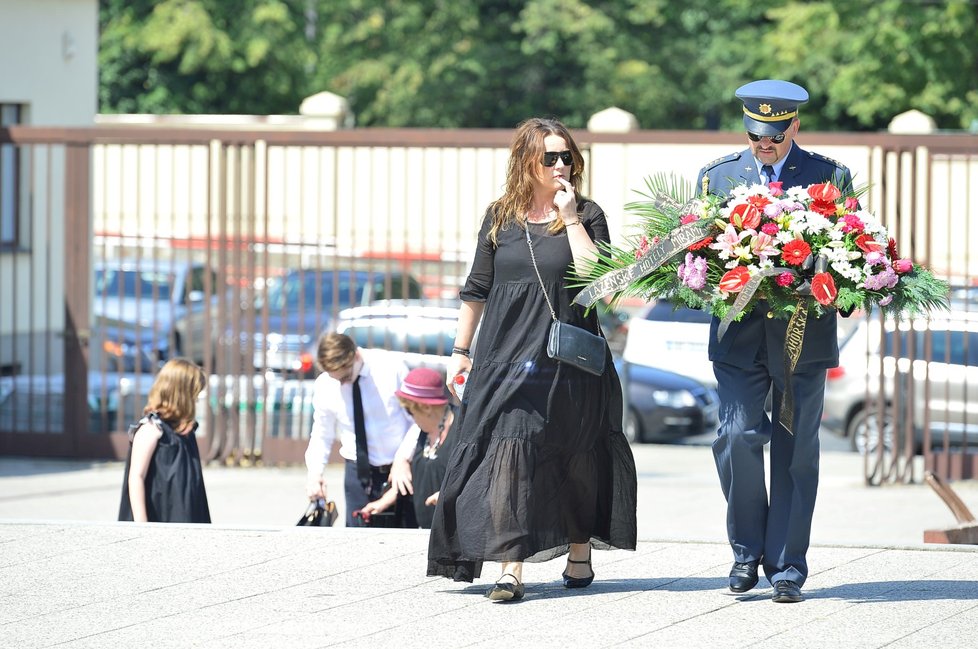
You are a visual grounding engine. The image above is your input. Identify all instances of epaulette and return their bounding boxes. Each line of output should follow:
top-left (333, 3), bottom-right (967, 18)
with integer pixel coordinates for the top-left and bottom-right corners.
top-left (808, 150), bottom-right (848, 171)
top-left (700, 151), bottom-right (741, 173)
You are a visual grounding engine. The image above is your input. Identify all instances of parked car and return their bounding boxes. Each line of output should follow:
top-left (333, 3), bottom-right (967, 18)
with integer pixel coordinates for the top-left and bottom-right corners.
top-left (822, 311), bottom-right (978, 453)
top-left (334, 300), bottom-right (460, 378)
top-left (249, 270), bottom-right (423, 375)
top-left (617, 357), bottom-right (719, 444)
top-left (93, 259), bottom-right (224, 372)
top-left (622, 299), bottom-right (715, 387)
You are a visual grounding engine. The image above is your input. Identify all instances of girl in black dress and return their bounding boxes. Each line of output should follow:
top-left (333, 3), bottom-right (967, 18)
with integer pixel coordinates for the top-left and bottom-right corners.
top-left (118, 357), bottom-right (210, 523)
top-left (427, 117), bottom-right (638, 601)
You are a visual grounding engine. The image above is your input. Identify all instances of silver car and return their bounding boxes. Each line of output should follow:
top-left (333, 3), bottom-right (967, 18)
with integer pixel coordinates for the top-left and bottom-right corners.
top-left (822, 310), bottom-right (978, 454)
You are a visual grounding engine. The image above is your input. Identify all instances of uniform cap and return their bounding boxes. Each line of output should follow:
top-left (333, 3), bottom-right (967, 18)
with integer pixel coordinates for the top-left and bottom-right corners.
top-left (735, 79), bottom-right (809, 137)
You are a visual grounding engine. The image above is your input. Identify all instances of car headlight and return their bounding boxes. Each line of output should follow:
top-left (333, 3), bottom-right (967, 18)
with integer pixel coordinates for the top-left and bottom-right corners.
top-left (651, 389), bottom-right (696, 408)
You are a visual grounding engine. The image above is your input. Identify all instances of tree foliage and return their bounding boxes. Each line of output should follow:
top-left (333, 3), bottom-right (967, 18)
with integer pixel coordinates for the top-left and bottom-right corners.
top-left (99, 0), bottom-right (978, 131)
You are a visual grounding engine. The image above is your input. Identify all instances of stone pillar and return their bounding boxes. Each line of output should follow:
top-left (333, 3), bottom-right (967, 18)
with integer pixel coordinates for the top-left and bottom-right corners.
top-left (587, 107), bottom-right (639, 133)
top-left (299, 91), bottom-right (353, 130)
top-left (887, 109), bottom-right (936, 134)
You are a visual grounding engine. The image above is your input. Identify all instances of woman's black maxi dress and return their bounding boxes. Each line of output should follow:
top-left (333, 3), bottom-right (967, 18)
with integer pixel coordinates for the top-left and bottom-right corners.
top-left (427, 200), bottom-right (637, 581)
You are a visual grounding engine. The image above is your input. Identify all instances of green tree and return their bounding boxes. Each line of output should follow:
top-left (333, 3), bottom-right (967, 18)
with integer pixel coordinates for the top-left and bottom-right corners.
top-left (99, 0), bottom-right (315, 114)
top-left (764, 0), bottom-right (978, 131)
top-left (98, 0), bottom-right (978, 131)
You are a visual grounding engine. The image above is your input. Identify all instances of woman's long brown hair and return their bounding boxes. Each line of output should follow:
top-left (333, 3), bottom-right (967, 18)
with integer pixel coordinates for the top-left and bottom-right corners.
top-left (486, 117), bottom-right (585, 246)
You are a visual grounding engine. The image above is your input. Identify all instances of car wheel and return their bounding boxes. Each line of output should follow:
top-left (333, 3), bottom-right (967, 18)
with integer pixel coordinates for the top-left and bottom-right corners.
top-left (847, 406), bottom-right (894, 455)
top-left (847, 405), bottom-right (895, 485)
top-left (624, 408), bottom-right (642, 444)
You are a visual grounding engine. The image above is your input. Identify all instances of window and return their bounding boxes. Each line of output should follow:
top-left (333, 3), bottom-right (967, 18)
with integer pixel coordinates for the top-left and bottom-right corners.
top-left (0, 104), bottom-right (22, 247)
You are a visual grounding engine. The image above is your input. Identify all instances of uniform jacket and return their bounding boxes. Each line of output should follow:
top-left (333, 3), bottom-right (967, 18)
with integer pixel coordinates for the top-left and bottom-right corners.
top-left (694, 143), bottom-right (853, 375)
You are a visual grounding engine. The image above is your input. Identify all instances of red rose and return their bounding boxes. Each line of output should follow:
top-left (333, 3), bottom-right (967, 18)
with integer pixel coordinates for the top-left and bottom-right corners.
top-left (730, 203), bottom-right (761, 230)
top-left (808, 182), bottom-right (842, 202)
top-left (855, 234), bottom-right (884, 253)
top-left (768, 181), bottom-right (784, 196)
top-left (719, 266), bottom-right (751, 293)
top-left (811, 272), bottom-right (837, 306)
top-left (781, 239), bottom-right (812, 266)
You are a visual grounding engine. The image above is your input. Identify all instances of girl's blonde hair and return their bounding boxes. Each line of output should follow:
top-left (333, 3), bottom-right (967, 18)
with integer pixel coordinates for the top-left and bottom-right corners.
top-left (486, 117), bottom-right (585, 246)
top-left (144, 357), bottom-right (206, 433)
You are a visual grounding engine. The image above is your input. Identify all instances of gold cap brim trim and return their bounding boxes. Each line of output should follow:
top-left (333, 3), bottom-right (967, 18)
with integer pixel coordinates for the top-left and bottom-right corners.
top-left (743, 107), bottom-right (797, 122)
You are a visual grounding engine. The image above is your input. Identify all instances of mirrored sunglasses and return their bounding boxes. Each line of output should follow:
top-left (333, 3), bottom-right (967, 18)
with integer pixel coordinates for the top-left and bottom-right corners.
top-left (747, 131), bottom-right (787, 144)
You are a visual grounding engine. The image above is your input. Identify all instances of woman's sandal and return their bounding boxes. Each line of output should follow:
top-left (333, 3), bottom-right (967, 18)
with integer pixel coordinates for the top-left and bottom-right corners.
top-left (562, 551), bottom-right (595, 589)
top-left (485, 573), bottom-right (525, 601)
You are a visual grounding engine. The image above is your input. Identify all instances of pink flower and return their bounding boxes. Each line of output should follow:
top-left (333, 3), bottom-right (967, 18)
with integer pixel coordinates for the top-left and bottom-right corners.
top-left (680, 213), bottom-right (698, 224)
top-left (840, 214), bottom-right (864, 233)
top-left (879, 294), bottom-right (894, 306)
top-left (844, 196), bottom-right (860, 211)
top-left (761, 222), bottom-right (779, 236)
top-left (635, 236), bottom-right (651, 259)
top-left (893, 258), bottom-right (914, 274)
top-left (776, 272), bottom-right (795, 287)
top-left (750, 231), bottom-right (780, 262)
top-left (768, 181), bottom-right (784, 196)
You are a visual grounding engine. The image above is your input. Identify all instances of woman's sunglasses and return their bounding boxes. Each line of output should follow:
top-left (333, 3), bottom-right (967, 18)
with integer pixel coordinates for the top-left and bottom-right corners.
top-left (747, 131), bottom-right (787, 144)
top-left (542, 150), bottom-right (574, 167)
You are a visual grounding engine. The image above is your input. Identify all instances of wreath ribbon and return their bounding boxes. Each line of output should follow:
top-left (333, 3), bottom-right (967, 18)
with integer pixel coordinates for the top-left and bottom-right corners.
top-left (572, 219), bottom-right (714, 308)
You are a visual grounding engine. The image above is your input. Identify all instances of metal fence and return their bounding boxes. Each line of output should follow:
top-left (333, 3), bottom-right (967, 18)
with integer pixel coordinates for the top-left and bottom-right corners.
top-left (1, 124), bottom-right (977, 482)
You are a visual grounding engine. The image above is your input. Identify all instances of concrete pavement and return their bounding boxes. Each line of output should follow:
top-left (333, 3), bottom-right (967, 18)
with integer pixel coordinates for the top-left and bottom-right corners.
top-left (2, 444), bottom-right (977, 648)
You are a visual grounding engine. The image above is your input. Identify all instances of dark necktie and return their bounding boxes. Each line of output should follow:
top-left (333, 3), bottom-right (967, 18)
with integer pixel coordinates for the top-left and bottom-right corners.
top-left (351, 376), bottom-right (371, 488)
top-left (762, 164), bottom-right (776, 184)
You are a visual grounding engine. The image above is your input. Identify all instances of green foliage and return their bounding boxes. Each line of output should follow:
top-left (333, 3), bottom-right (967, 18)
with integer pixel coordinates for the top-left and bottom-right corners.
top-left (99, 0), bottom-right (978, 131)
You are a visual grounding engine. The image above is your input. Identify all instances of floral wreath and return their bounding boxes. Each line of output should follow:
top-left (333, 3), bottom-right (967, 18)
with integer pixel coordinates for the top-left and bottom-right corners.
top-left (573, 174), bottom-right (949, 329)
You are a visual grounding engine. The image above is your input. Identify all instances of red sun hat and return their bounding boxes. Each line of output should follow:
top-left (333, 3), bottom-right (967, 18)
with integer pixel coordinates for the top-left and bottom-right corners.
top-left (395, 367), bottom-right (449, 405)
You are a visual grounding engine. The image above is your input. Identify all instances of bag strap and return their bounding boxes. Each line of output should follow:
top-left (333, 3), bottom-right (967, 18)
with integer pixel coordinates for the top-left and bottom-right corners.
top-left (525, 227), bottom-right (558, 322)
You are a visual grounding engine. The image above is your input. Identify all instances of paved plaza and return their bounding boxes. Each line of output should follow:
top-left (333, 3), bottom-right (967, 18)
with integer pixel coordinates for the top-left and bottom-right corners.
top-left (2, 444), bottom-right (977, 648)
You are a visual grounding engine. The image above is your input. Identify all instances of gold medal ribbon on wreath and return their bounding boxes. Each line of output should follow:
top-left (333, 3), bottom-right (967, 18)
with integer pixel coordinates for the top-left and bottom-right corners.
top-left (572, 219), bottom-right (714, 308)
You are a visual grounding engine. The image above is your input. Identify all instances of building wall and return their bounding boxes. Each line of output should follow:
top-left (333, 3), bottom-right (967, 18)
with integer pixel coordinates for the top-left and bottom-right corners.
top-left (0, 0), bottom-right (98, 125)
top-left (0, 0), bottom-right (98, 372)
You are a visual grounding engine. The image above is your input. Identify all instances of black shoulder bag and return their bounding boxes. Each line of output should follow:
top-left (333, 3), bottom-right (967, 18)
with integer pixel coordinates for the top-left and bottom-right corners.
top-left (526, 226), bottom-right (606, 376)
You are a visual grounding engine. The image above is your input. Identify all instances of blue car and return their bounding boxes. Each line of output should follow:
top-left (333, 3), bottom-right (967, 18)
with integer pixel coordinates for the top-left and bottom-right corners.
top-left (93, 259), bottom-right (225, 372)
top-left (617, 358), bottom-right (719, 444)
top-left (248, 269), bottom-right (423, 376)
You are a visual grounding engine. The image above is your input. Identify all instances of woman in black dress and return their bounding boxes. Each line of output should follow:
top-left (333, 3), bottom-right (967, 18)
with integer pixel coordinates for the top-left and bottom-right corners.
top-left (358, 367), bottom-right (458, 529)
top-left (427, 117), bottom-right (637, 601)
top-left (119, 357), bottom-right (210, 523)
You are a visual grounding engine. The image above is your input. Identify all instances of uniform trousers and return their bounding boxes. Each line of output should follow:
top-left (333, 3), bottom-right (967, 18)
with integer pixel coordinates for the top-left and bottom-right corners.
top-left (711, 354), bottom-right (825, 587)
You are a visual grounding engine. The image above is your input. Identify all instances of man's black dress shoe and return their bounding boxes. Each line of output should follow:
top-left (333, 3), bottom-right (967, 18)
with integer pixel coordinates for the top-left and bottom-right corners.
top-left (772, 580), bottom-right (803, 603)
top-left (728, 561), bottom-right (759, 593)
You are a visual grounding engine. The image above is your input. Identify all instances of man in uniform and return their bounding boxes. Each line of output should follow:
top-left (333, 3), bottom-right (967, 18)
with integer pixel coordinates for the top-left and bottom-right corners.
top-left (695, 79), bottom-right (853, 603)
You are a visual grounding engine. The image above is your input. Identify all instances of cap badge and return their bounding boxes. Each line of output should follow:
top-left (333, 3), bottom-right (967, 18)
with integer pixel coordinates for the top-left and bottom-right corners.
top-left (759, 103), bottom-right (773, 115)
